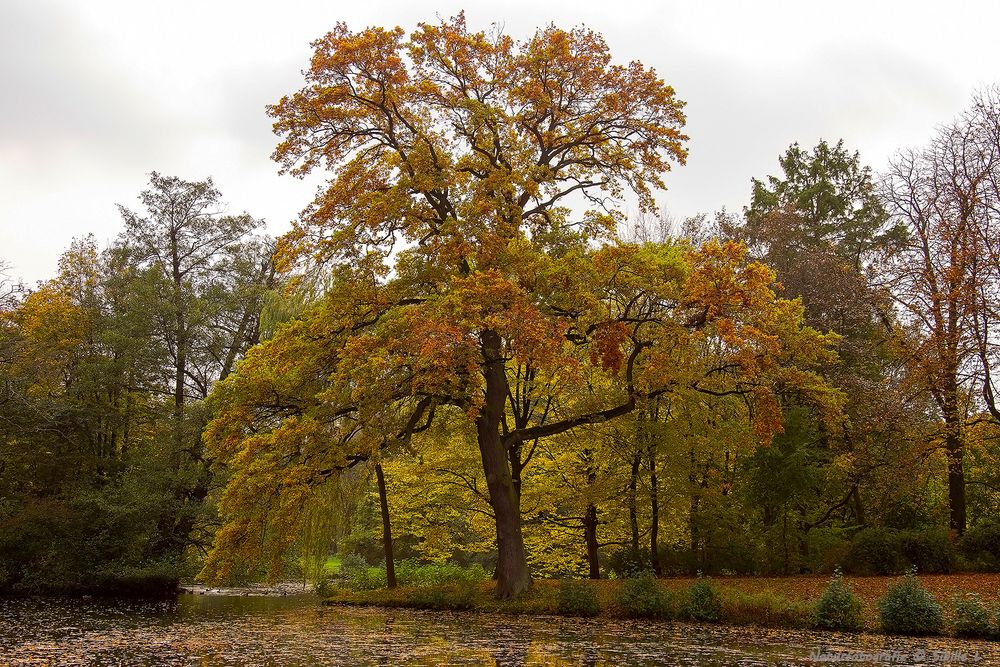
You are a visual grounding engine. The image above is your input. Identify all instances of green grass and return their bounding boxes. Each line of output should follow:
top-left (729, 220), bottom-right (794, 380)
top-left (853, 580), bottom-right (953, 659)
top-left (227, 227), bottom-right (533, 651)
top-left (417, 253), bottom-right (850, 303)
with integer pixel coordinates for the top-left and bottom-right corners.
top-left (322, 555), bottom-right (342, 574)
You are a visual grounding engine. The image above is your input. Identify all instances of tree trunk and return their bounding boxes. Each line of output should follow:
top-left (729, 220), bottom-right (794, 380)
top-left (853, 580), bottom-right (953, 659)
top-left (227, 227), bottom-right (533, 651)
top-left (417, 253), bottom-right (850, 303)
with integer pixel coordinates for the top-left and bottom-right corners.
top-left (943, 391), bottom-right (966, 534)
top-left (947, 450), bottom-right (966, 534)
top-left (584, 503), bottom-right (600, 579)
top-left (629, 453), bottom-right (641, 552)
top-left (477, 329), bottom-right (531, 598)
top-left (945, 431), bottom-right (966, 534)
top-left (171, 232), bottom-right (186, 457)
top-left (797, 506), bottom-right (809, 574)
top-left (781, 505), bottom-right (790, 576)
top-left (173, 323), bottom-right (186, 456)
top-left (851, 484), bottom-right (865, 526)
top-left (374, 462), bottom-right (396, 588)
top-left (688, 449), bottom-right (699, 569)
top-left (649, 442), bottom-right (660, 576)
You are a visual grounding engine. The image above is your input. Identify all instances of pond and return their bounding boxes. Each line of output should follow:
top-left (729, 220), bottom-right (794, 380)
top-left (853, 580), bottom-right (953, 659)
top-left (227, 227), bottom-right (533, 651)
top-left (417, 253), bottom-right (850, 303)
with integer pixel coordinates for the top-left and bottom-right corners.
top-left (0, 593), bottom-right (996, 665)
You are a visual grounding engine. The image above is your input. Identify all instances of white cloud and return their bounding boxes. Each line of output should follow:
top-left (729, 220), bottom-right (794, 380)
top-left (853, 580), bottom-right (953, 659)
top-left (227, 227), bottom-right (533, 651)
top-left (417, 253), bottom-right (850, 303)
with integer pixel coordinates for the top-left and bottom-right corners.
top-left (1, 0), bottom-right (998, 283)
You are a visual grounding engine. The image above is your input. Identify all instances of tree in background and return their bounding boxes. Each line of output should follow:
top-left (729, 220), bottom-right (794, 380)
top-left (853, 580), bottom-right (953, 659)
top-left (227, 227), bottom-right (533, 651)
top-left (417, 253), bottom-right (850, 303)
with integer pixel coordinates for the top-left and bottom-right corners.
top-left (744, 139), bottom-right (896, 270)
top-left (0, 261), bottom-right (22, 312)
top-left (0, 239), bottom-right (174, 592)
top-left (115, 173), bottom-right (274, 556)
top-left (736, 140), bottom-right (902, 361)
top-left (723, 140), bottom-right (921, 570)
top-left (881, 87), bottom-right (1000, 534)
top-left (0, 176), bottom-right (273, 594)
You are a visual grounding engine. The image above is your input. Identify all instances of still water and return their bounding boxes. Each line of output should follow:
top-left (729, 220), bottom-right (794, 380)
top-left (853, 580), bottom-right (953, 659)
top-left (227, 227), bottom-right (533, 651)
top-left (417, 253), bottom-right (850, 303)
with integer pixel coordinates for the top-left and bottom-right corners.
top-left (1, 593), bottom-right (997, 666)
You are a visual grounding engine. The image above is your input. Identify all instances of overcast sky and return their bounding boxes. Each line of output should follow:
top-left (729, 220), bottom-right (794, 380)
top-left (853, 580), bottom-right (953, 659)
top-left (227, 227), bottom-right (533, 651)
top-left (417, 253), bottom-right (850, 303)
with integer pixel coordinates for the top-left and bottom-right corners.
top-left (2, 0), bottom-right (998, 285)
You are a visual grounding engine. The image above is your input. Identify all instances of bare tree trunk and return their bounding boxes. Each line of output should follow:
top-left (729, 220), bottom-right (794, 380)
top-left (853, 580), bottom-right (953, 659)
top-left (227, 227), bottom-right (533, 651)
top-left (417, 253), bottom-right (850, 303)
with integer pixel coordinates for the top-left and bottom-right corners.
top-left (477, 330), bottom-right (531, 598)
top-left (851, 484), bottom-right (866, 526)
top-left (629, 453), bottom-right (641, 552)
top-left (374, 462), bottom-right (396, 588)
top-left (584, 503), bottom-right (600, 579)
top-left (649, 442), bottom-right (660, 576)
top-left (688, 449), bottom-right (699, 570)
top-left (943, 388), bottom-right (967, 534)
top-left (945, 424), bottom-right (966, 534)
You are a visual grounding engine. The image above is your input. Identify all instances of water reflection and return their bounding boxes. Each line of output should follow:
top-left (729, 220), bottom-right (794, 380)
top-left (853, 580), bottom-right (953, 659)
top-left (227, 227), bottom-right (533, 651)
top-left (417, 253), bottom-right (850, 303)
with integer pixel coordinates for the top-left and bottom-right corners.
top-left (1, 594), bottom-right (997, 666)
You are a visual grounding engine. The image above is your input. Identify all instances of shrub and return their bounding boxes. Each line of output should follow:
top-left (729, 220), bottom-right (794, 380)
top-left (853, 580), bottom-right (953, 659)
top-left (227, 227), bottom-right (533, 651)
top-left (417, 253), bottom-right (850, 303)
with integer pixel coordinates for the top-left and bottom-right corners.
top-left (315, 574), bottom-right (338, 597)
top-left (845, 528), bottom-right (905, 575)
top-left (845, 528), bottom-right (956, 575)
top-left (813, 568), bottom-right (863, 631)
top-left (951, 593), bottom-right (992, 638)
top-left (395, 559), bottom-right (489, 586)
top-left (805, 528), bottom-right (851, 575)
top-left (959, 522), bottom-right (1000, 571)
top-left (877, 568), bottom-right (944, 636)
top-left (333, 553), bottom-right (386, 590)
top-left (899, 529), bottom-right (954, 574)
top-left (683, 575), bottom-right (721, 623)
top-left (338, 553), bottom-right (368, 574)
top-left (606, 547), bottom-right (652, 578)
top-left (616, 572), bottom-right (672, 619)
top-left (557, 579), bottom-right (601, 617)
top-left (342, 567), bottom-right (386, 590)
top-left (412, 582), bottom-right (476, 611)
top-left (89, 561), bottom-right (182, 597)
top-left (656, 545), bottom-right (701, 576)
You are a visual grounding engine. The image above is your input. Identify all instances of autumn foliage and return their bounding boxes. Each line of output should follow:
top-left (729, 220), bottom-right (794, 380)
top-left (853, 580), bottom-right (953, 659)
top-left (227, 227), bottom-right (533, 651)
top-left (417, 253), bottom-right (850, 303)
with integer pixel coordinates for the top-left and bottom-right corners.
top-left (201, 15), bottom-right (840, 596)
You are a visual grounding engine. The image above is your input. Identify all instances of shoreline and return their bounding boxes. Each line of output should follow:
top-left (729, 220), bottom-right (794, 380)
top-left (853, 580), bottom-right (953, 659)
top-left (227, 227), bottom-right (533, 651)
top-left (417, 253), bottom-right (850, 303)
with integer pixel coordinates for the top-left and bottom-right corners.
top-left (317, 575), bottom-right (1000, 641)
top-left (178, 582), bottom-right (313, 597)
top-left (317, 597), bottom-right (995, 647)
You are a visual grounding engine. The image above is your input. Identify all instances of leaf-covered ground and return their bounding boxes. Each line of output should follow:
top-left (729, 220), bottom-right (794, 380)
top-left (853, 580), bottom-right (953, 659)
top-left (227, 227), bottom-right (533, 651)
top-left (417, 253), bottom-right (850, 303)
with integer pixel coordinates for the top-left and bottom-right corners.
top-left (658, 573), bottom-right (1000, 628)
top-left (327, 573), bottom-right (1000, 633)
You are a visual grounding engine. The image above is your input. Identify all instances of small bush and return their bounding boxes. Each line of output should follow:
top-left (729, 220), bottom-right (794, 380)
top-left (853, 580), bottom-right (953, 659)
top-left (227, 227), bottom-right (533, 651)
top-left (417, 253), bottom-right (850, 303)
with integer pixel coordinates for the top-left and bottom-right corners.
top-left (959, 522), bottom-right (1000, 571)
top-left (845, 528), bottom-right (905, 575)
top-left (951, 593), bottom-right (992, 638)
top-left (845, 528), bottom-right (956, 575)
top-left (683, 575), bottom-right (721, 623)
top-left (899, 529), bottom-right (954, 574)
top-left (557, 579), bottom-right (601, 617)
top-left (616, 572), bottom-right (672, 619)
top-left (315, 574), bottom-right (338, 597)
top-left (412, 582), bottom-right (476, 611)
top-left (342, 566), bottom-right (386, 590)
top-left (877, 569), bottom-right (944, 636)
top-left (813, 568), bottom-right (863, 631)
top-left (395, 559), bottom-right (489, 586)
top-left (805, 528), bottom-right (852, 575)
top-left (90, 561), bottom-right (182, 597)
top-left (339, 552), bottom-right (368, 572)
top-left (334, 553), bottom-right (388, 590)
top-left (606, 548), bottom-right (652, 578)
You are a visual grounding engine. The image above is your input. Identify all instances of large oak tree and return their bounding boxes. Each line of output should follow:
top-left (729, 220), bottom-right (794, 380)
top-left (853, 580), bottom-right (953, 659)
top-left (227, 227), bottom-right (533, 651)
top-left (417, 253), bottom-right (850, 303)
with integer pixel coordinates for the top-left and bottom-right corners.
top-left (204, 15), bottom-right (837, 597)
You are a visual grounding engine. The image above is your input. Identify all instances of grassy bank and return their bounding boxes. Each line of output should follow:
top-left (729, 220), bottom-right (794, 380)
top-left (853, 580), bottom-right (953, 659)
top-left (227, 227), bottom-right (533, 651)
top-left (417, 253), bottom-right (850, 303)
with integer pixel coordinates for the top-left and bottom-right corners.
top-left (322, 572), bottom-right (1000, 638)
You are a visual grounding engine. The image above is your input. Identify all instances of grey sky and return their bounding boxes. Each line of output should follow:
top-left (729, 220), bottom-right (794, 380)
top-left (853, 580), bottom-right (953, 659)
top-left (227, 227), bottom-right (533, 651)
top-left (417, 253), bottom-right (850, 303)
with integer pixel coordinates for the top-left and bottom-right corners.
top-left (1, 0), bottom-right (996, 285)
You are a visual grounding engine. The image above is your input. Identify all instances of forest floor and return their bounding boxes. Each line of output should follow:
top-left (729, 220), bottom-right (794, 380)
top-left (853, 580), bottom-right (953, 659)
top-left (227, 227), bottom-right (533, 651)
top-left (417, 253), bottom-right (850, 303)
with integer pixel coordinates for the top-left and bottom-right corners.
top-left (323, 573), bottom-right (1000, 634)
top-left (663, 573), bottom-right (1000, 628)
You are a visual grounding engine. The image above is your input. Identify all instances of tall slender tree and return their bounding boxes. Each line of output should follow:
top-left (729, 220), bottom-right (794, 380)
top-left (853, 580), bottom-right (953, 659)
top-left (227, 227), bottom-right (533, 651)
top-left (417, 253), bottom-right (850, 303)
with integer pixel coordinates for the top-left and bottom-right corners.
top-left (881, 88), bottom-right (1000, 534)
top-left (116, 173), bottom-right (270, 552)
